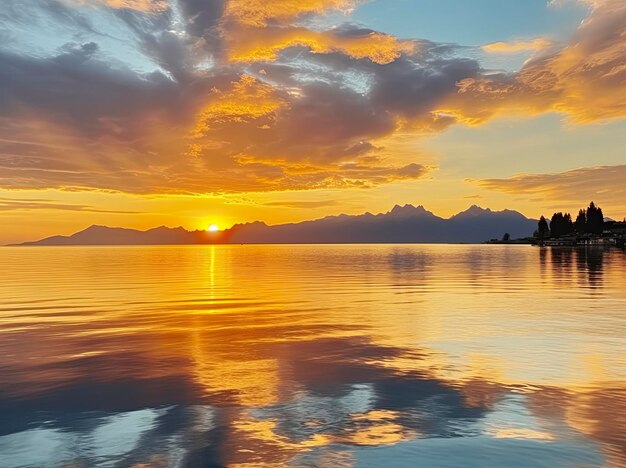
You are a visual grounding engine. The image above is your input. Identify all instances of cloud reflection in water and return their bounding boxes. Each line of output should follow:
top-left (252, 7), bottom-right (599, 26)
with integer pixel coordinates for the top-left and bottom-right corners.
top-left (0, 245), bottom-right (624, 466)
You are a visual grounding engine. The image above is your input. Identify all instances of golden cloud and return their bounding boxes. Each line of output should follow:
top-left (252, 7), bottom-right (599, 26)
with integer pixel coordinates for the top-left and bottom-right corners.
top-left (224, 0), bottom-right (355, 26)
top-left (472, 165), bottom-right (626, 215)
top-left (441, 0), bottom-right (626, 125)
top-left (226, 26), bottom-right (414, 64)
top-left (191, 75), bottom-right (287, 140)
top-left (221, 0), bottom-right (408, 66)
top-left (4, 0), bottom-right (625, 198)
top-left (233, 159), bottom-right (431, 191)
top-left (474, 165), bottom-right (626, 196)
top-left (482, 38), bottom-right (554, 54)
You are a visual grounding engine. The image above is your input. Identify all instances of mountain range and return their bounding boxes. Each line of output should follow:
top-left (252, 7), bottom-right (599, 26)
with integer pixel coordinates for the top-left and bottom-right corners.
top-left (14, 205), bottom-right (538, 246)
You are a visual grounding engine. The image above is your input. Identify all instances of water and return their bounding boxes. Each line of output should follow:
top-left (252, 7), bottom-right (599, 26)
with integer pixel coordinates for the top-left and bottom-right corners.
top-left (0, 245), bottom-right (625, 467)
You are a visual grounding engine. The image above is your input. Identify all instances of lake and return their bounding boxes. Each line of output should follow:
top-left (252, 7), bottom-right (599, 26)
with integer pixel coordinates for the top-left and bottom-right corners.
top-left (0, 245), bottom-right (625, 467)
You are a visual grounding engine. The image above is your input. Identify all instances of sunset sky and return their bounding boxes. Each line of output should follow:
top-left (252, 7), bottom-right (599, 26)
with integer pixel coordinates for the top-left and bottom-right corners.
top-left (1, 0), bottom-right (625, 243)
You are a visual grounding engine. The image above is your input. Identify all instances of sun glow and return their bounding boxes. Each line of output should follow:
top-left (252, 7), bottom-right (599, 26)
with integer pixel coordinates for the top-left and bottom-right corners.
top-left (208, 224), bottom-right (220, 232)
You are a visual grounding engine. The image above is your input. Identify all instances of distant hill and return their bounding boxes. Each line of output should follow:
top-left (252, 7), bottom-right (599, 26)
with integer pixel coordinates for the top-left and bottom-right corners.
top-left (13, 204), bottom-right (537, 246)
top-left (15, 225), bottom-right (212, 246)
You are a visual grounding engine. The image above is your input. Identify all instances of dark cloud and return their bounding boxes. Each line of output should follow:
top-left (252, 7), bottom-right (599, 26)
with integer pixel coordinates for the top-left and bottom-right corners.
top-left (292, 44), bottom-right (480, 129)
top-left (0, 43), bottom-right (184, 139)
top-left (370, 56), bottom-right (480, 122)
top-left (177, 0), bottom-right (224, 38)
top-left (256, 81), bottom-right (397, 162)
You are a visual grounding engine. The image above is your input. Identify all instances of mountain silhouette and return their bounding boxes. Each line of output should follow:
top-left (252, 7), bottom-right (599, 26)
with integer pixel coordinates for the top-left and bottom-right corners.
top-left (14, 205), bottom-right (537, 246)
top-left (15, 225), bottom-right (212, 246)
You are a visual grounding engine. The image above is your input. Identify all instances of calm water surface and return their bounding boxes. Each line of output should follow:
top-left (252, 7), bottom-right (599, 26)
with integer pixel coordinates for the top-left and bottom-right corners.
top-left (0, 245), bottom-right (625, 467)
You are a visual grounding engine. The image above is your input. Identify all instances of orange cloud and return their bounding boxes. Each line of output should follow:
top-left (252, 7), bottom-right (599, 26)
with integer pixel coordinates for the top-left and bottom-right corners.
top-left (232, 159), bottom-right (432, 191)
top-left (226, 26), bottom-right (415, 64)
top-left (4, 0), bottom-right (624, 200)
top-left (192, 75), bottom-right (287, 137)
top-left (221, 0), bottom-right (409, 65)
top-left (472, 165), bottom-right (626, 215)
top-left (442, 0), bottom-right (626, 124)
top-left (224, 0), bottom-right (355, 26)
top-left (482, 38), bottom-right (554, 54)
top-left (474, 165), bottom-right (626, 196)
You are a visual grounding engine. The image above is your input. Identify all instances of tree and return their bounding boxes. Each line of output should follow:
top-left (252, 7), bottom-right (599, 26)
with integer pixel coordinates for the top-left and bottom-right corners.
top-left (564, 213), bottom-right (573, 232)
top-left (538, 216), bottom-right (550, 241)
top-left (586, 201), bottom-right (604, 234)
top-left (575, 209), bottom-right (586, 234)
top-left (595, 205), bottom-right (604, 234)
top-left (502, 233), bottom-right (510, 242)
top-left (550, 212), bottom-right (574, 238)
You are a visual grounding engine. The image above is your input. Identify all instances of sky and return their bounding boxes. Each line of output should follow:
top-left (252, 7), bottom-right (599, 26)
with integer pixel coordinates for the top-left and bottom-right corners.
top-left (1, 0), bottom-right (625, 243)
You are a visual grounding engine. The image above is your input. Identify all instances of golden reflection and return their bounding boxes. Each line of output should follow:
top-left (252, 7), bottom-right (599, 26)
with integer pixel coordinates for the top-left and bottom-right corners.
top-left (489, 428), bottom-right (555, 441)
top-left (192, 353), bottom-right (281, 406)
top-left (230, 416), bottom-right (332, 466)
top-left (231, 408), bottom-right (413, 464)
top-left (346, 410), bottom-right (413, 445)
top-left (1, 245), bottom-right (625, 466)
top-left (235, 417), bottom-right (331, 449)
top-left (209, 244), bottom-right (216, 293)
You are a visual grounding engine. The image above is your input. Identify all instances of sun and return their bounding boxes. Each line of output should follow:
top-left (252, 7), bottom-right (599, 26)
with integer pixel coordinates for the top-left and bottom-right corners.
top-left (207, 224), bottom-right (220, 232)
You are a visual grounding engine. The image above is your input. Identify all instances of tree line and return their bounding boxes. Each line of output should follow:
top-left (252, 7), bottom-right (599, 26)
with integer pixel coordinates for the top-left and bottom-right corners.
top-left (537, 202), bottom-right (604, 240)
